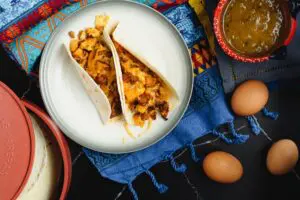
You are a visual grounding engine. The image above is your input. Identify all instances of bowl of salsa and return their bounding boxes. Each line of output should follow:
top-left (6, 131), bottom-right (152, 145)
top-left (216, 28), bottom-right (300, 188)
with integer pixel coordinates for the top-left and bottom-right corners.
top-left (214, 0), bottom-right (299, 63)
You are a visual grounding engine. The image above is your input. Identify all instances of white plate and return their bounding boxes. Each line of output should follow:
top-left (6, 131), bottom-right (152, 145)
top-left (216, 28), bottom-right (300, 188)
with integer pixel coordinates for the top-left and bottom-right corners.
top-left (40, 0), bottom-right (193, 153)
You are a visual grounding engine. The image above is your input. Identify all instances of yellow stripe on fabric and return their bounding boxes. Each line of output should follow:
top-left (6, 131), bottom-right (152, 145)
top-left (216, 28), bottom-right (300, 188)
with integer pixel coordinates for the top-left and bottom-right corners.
top-left (198, 67), bottom-right (204, 74)
top-left (188, 0), bottom-right (215, 56)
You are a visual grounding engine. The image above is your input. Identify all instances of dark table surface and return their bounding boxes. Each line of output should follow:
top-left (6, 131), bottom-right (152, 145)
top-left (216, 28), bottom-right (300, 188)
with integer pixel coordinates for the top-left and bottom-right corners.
top-left (1, 45), bottom-right (300, 200)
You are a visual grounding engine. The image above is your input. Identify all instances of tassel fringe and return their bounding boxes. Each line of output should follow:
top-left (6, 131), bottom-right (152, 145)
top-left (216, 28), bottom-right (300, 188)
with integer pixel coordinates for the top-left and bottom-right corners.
top-left (228, 122), bottom-right (249, 143)
top-left (167, 154), bottom-right (187, 173)
top-left (189, 144), bottom-right (201, 162)
top-left (145, 170), bottom-right (168, 193)
top-left (211, 122), bottom-right (249, 144)
top-left (262, 107), bottom-right (279, 120)
top-left (128, 182), bottom-right (139, 200)
top-left (246, 116), bottom-right (261, 135)
top-left (212, 129), bottom-right (234, 144)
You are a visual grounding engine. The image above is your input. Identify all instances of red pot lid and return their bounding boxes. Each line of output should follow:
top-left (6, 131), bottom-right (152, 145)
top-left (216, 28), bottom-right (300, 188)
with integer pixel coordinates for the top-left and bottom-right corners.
top-left (0, 82), bottom-right (35, 200)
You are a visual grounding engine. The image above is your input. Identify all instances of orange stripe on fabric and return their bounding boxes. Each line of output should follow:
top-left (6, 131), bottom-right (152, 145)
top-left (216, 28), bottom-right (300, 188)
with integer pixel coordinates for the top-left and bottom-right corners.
top-left (19, 39), bottom-right (29, 71)
top-left (16, 36), bottom-right (45, 71)
top-left (23, 40), bottom-right (43, 49)
top-left (23, 36), bottom-right (45, 46)
top-left (16, 38), bottom-right (26, 71)
top-left (47, 18), bottom-right (53, 32)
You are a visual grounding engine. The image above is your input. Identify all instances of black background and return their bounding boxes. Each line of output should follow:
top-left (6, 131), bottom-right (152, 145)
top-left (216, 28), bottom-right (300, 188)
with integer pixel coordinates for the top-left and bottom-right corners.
top-left (1, 44), bottom-right (300, 200)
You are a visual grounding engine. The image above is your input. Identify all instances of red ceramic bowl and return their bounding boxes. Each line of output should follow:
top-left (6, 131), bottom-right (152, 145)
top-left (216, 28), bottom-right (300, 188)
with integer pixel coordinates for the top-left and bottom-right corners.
top-left (214, 0), bottom-right (299, 63)
top-left (22, 101), bottom-right (72, 200)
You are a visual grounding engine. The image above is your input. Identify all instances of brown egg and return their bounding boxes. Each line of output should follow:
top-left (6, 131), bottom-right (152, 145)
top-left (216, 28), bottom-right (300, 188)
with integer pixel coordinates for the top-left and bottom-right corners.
top-left (203, 151), bottom-right (243, 183)
top-left (231, 80), bottom-right (269, 116)
top-left (266, 139), bottom-right (299, 175)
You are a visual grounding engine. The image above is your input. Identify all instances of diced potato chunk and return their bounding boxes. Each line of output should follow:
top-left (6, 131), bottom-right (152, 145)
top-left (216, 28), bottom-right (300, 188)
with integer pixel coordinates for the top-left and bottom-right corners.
top-left (80, 38), bottom-right (97, 51)
top-left (68, 31), bottom-right (75, 38)
top-left (145, 75), bottom-right (157, 87)
top-left (70, 39), bottom-right (79, 52)
top-left (72, 48), bottom-right (88, 62)
top-left (78, 30), bottom-right (87, 40)
top-left (86, 28), bottom-right (100, 38)
top-left (136, 105), bottom-right (147, 113)
top-left (133, 113), bottom-right (145, 127)
top-left (72, 48), bottom-right (84, 59)
top-left (124, 81), bottom-right (145, 103)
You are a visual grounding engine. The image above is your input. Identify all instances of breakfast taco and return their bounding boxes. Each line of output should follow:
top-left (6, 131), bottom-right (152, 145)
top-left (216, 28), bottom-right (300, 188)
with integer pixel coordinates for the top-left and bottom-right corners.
top-left (111, 26), bottom-right (179, 128)
top-left (66, 15), bottom-right (123, 124)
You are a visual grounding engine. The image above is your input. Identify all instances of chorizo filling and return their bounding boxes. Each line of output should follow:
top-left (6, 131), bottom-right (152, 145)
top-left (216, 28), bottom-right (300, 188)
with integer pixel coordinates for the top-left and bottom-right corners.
top-left (113, 41), bottom-right (170, 127)
top-left (69, 16), bottom-right (121, 118)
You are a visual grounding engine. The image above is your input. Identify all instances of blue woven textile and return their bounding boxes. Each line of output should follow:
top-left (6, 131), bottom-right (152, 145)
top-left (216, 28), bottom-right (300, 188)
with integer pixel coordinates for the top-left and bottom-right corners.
top-left (162, 3), bottom-right (204, 48)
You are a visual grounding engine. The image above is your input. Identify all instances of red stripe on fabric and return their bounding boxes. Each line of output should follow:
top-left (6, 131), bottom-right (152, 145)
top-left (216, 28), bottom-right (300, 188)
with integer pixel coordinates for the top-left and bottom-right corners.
top-left (153, 0), bottom-right (187, 12)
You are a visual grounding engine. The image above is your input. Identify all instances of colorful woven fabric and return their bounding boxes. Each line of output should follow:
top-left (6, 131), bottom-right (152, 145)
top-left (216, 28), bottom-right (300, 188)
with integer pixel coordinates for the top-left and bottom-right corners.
top-left (0, 0), bottom-right (80, 43)
top-left (2, 0), bottom-right (96, 73)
